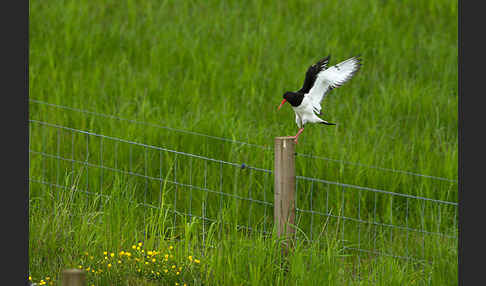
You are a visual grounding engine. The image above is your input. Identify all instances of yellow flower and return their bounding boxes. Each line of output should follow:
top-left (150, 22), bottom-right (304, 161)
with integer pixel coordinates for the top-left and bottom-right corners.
top-left (107, 264), bottom-right (112, 268)
top-left (176, 271), bottom-right (180, 275)
top-left (132, 245), bottom-right (137, 250)
top-left (119, 251), bottom-right (125, 256)
top-left (169, 246), bottom-right (174, 250)
top-left (86, 267), bottom-right (91, 271)
top-left (118, 260), bottom-right (122, 264)
top-left (29, 276), bottom-right (32, 281)
top-left (188, 256), bottom-right (193, 261)
top-left (152, 258), bottom-right (156, 263)
top-left (104, 256), bottom-right (108, 260)
top-left (145, 262), bottom-right (149, 265)
top-left (172, 265), bottom-right (176, 269)
top-left (194, 259), bottom-right (200, 264)
top-left (125, 252), bottom-right (132, 257)
top-left (45, 277), bottom-right (50, 280)
top-left (165, 254), bottom-right (169, 259)
top-left (164, 269), bottom-right (168, 273)
top-left (137, 246), bottom-right (141, 250)
top-left (103, 251), bottom-right (108, 255)
top-left (78, 265), bottom-right (83, 269)
top-left (138, 242), bottom-right (142, 247)
top-left (147, 251), bottom-right (153, 256)
top-left (110, 253), bottom-right (115, 257)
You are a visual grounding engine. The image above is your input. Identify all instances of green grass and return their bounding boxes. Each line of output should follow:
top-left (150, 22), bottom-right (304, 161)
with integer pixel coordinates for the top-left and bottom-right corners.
top-left (29, 0), bottom-right (458, 285)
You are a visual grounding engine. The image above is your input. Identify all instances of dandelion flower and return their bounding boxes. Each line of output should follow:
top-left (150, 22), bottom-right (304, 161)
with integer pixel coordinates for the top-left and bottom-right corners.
top-left (45, 277), bottom-right (50, 280)
top-left (118, 260), bottom-right (122, 264)
top-left (169, 246), bottom-right (174, 250)
top-left (110, 253), bottom-right (115, 257)
top-left (188, 256), bottom-right (193, 261)
top-left (195, 259), bottom-right (200, 264)
top-left (164, 269), bottom-right (168, 273)
top-left (107, 264), bottom-right (112, 268)
top-left (172, 265), bottom-right (176, 269)
top-left (103, 251), bottom-right (108, 255)
top-left (176, 271), bottom-right (180, 275)
top-left (29, 276), bottom-right (32, 281)
top-left (138, 242), bottom-right (142, 247)
top-left (152, 258), bottom-right (156, 263)
top-left (147, 251), bottom-right (153, 256)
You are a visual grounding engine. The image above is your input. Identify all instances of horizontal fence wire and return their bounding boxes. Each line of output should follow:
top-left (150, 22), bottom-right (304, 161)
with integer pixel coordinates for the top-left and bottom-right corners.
top-left (28, 118), bottom-right (458, 282)
top-left (29, 99), bottom-right (457, 183)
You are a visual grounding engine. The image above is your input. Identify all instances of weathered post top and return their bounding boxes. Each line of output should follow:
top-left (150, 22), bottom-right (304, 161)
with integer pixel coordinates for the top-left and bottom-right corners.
top-left (61, 269), bottom-right (86, 286)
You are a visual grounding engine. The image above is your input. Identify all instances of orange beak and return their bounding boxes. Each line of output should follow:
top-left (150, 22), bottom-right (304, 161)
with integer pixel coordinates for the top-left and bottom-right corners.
top-left (278, 99), bottom-right (287, 110)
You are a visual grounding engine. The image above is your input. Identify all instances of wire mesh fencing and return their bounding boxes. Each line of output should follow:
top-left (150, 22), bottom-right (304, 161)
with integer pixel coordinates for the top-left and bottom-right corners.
top-left (28, 118), bottom-right (458, 283)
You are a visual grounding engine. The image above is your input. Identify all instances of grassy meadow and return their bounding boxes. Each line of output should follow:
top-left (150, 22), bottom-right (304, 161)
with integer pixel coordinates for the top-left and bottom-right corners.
top-left (29, 0), bottom-right (458, 285)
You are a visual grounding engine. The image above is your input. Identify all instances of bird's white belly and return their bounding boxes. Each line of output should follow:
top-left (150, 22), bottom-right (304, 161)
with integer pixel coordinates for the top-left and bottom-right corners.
top-left (292, 97), bottom-right (323, 127)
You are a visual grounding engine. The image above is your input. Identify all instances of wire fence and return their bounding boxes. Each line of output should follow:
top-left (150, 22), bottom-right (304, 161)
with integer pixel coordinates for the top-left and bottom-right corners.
top-left (28, 117), bottom-right (458, 283)
top-left (29, 99), bottom-right (457, 183)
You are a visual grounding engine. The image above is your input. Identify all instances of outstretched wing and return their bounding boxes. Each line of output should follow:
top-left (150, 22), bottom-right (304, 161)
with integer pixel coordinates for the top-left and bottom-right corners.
top-left (306, 56), bottom-right (361, 114)
top-left (297, 55), bottom-right (330, 94)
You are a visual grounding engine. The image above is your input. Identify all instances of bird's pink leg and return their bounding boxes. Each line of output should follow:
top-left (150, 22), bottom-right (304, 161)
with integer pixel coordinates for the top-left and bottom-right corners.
top-left (292, 128), bottom-right (304, 144)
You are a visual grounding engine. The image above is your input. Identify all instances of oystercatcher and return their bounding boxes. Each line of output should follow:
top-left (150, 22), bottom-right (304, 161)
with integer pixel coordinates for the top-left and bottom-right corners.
top-left (278, 55), bottom-right (362, 143)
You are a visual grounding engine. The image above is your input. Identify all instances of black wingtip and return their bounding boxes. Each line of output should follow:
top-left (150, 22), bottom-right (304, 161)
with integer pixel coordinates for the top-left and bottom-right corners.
top-left (321, 121), bottom-right (336, 126)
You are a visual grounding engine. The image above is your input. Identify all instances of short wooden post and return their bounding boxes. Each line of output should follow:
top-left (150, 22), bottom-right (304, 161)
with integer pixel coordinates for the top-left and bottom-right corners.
top-left (274, 136), bottom-right (296, 253)
top-left (61, 269), bottom-right (86, 286)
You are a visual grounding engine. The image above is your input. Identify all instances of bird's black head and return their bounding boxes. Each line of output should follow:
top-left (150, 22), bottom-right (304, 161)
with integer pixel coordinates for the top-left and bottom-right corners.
top-left (278, 91), bottom-right (304, 110)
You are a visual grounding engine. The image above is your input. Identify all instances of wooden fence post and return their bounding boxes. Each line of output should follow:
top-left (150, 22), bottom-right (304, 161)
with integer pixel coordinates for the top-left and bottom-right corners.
top-left (61, 269), bottom-right (86, 286)
top-left (274, 136), bottom-right (296, 253)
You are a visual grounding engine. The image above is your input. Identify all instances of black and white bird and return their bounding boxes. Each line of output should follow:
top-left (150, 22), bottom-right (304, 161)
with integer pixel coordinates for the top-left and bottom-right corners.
top-left (278, 55), bottom-right (362, 143)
